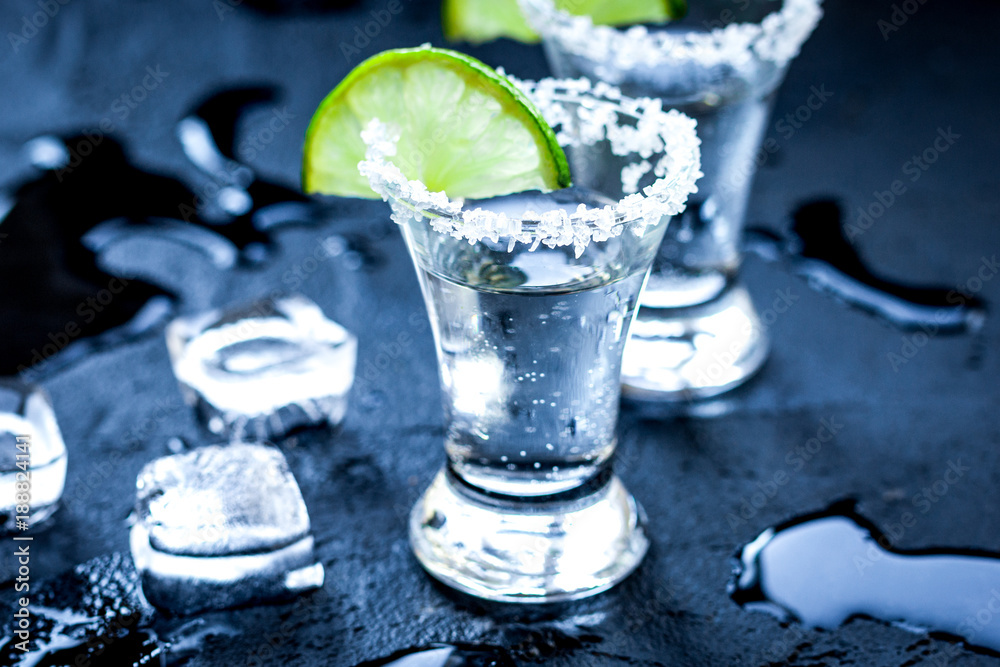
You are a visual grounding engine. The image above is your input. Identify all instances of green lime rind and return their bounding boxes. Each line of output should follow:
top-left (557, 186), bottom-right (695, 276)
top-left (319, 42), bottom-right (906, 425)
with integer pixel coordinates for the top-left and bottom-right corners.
top-left (302, 46), bottom-right (571, 200)
top-left (662, 0), bottom-right (688, 20)
top-left (443, 0), bottom-right (540, 44)
top-left (443, 0), bottom-right (687, 45)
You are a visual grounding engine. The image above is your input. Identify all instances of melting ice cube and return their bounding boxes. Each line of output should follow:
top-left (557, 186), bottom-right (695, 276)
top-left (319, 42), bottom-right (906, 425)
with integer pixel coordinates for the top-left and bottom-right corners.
top-left (0, 378), bottom-right (67, 532)
top-left (166, 294), bottom-right (356, 440)
top-left (129, 442), bottom-right (324, 615)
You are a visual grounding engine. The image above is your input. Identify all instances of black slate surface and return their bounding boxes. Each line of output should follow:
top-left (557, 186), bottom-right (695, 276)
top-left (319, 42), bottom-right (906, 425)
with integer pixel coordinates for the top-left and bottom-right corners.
top-left (2, 0), bottom-right (1000, 664)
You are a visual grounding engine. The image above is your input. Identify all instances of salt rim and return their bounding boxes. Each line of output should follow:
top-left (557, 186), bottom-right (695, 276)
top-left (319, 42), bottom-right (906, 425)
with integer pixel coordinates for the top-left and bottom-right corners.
top-left (358, 77), bottom-right (702, 257)
top-left (518, 0), bottom-right (822, 74)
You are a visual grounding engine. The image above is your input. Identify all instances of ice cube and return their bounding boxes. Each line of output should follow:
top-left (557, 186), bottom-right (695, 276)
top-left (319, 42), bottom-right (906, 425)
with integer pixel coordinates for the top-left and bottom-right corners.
top-left (129, 442), bottom-right (324, 615)
top-left (0, 379), bottom-right (67, 532)
top-left (166, 294), bottom-right (356, 441)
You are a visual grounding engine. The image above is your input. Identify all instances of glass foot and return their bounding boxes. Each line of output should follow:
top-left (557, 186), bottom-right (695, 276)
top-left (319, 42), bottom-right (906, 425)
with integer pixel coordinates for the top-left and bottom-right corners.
top-left (409, 468), bottom-right (649, 603)
top-left (622, 281), bottom-right (769, 401)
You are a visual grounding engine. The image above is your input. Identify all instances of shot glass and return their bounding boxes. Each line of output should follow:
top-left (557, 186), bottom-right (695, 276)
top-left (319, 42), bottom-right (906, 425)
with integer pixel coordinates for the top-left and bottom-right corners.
top-left (359, 78), bottom-right (701, 601)
top-left (521, 0), bottom-right (823, 400)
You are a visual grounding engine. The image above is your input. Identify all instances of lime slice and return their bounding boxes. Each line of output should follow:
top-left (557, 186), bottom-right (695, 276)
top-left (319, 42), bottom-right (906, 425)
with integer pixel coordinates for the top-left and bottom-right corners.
top-left (443, 0), bottom-right (687, 45)
top-left (302, 46), bottom-right (571, 200)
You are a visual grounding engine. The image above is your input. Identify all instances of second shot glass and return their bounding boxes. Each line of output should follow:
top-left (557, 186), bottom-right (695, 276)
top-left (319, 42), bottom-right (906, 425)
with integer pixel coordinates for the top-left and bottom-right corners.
top-left (521, 0), bottom-right (823, 400)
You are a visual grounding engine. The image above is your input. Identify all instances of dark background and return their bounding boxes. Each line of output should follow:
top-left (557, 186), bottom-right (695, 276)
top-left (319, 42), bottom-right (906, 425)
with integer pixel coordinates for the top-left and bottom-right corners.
top-left (1, 0), bottom-right (1000, 665)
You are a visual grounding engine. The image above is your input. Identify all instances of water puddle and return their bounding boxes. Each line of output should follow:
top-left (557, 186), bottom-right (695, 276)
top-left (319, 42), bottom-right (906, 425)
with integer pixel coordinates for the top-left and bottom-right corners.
top-left (0, 86), bottom-right (327, 378)
top-left (731, 500), bottom-right (1000, 656)
top-left (11, 629), bottom-right (162, 667)
top-left (0, 551), bottom-right (270, 666)
top-left (0, 133), bottom-right (180, 377)
top-left (352, 643), bottom-right (515, 666)
top-left (2, 553), bottom-right (161, 666)
top-left (745, 199), bottom-right (986, 333)
top-left (178, 85), bottom-right (315, 235)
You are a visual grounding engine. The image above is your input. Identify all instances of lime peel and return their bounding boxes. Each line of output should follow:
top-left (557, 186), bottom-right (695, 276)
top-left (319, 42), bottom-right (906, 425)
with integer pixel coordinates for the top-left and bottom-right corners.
top-left (443, 0), bottom-right (686, 45)
top-left (358, 77), bottom-right (702, 257)
top-left (302, 45), bottom-right (570, 200)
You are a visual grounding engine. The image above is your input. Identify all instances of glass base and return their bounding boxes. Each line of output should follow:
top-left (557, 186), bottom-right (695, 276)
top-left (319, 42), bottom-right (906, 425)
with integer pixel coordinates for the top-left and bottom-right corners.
top-left (409, 468), bottom-right (649, 603)
top-left (622, 281), bottom-right (769, 401)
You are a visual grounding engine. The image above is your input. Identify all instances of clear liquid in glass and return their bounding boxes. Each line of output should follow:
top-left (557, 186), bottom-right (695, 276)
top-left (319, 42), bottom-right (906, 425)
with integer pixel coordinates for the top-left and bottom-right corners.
top-left (402, 188), bottom-right (662, 497)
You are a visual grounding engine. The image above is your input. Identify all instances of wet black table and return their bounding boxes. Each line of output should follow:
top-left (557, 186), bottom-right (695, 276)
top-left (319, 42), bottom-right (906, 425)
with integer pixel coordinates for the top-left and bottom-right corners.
top-left (2, 0), bottom-right (999, 664)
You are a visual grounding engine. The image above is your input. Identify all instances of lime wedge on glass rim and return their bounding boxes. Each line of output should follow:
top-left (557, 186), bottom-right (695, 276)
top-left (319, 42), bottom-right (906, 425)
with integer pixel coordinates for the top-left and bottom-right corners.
top-left (302, 46), bottom-right (571, 200)
top-left (443, 0), bottom-right (688, 45)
